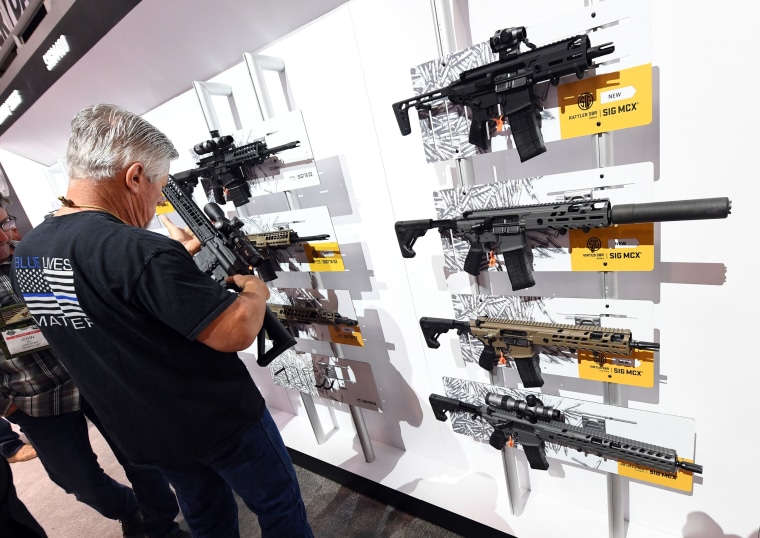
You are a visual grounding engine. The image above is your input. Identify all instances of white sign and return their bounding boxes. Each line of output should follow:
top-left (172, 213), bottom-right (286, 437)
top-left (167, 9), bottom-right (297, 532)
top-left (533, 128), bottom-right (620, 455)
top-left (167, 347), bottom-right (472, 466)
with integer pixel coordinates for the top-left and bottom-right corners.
top-left (43, 34), bottom-right (69, 70)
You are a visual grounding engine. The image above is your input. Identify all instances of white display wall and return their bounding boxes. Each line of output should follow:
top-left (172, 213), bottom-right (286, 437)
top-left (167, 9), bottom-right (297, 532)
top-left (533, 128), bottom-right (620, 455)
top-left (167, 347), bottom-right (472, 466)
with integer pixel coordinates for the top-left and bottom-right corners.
top-left (2, 1), bottom-right (757, 537)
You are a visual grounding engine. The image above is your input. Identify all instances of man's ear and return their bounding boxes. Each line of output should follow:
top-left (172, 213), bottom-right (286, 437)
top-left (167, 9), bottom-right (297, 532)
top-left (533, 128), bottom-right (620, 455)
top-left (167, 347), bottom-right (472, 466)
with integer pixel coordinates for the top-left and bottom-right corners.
top-left (125, 163), bottom-right (145, 193)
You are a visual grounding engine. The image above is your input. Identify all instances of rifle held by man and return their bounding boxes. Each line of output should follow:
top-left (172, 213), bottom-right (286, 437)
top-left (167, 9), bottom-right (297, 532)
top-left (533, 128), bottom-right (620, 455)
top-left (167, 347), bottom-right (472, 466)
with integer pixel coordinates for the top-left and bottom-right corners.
top-left (162, 177), bottom-right (296, 366)
top-left (396, 196), bottom-right (731, 291)
top-left (420, 316), bottom-right (658, 388)
top-left (430, 393), bottom-right (702, 476)
top-left (393, 27), bottom-right (614, 161)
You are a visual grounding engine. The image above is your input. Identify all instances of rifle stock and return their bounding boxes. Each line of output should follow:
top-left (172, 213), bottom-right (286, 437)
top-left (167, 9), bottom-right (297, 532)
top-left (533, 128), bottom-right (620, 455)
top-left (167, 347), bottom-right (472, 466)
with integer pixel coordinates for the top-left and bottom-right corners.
top-left (429, 393), bottom-right (480, 421)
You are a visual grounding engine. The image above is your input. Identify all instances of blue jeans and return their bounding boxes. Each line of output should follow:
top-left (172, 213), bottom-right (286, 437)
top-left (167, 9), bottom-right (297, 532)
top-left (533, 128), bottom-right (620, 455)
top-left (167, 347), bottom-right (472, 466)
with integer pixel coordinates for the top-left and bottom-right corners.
top-left (0, 417), bottom-right (24, 459)
top-left (7, 404), bottom-right (182, 538)
top-left (156, 408), bottom-right (313, 538)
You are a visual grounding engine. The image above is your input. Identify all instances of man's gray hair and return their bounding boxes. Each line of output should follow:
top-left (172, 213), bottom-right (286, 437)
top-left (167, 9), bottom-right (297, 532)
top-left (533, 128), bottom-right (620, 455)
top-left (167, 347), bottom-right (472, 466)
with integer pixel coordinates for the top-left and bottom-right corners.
top-left (66, 104), bottom-right (179, 183)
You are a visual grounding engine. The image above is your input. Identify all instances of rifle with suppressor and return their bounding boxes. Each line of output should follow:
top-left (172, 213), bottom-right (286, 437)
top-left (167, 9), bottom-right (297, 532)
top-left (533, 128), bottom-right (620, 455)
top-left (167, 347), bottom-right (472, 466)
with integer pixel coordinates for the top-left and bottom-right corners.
top-left (396, 196), bottom-right (732, 291)
top-left (173, 130), bottom-right (300, 207)
top-left (420, 316), bottom-right (658, 388)
top-left (392, 27), bottom-right (614, 162)
top-left (268, 303), bottom-right (358, 332)
top-left (162, 177), bottom-right (296, 366)
top-left (430, 393), bottom-right (702, 476)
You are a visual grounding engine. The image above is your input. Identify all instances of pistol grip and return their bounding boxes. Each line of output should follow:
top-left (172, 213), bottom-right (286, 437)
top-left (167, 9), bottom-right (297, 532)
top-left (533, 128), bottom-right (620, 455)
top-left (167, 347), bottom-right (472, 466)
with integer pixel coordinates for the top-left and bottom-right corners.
top-left (392, 102), bottom-right (412, 136)
top-left (468, 108), bottom-right (492, 151)
top-left (478, 345), bottom-right (499, 371)
top-left (463, 245), bottom-right (484, 276)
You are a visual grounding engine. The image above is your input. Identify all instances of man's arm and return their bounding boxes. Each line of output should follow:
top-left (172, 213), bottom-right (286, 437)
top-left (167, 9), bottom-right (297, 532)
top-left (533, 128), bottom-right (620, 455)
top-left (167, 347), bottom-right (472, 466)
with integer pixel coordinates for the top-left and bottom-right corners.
top-left (195, 274), bottom-right (270, 352)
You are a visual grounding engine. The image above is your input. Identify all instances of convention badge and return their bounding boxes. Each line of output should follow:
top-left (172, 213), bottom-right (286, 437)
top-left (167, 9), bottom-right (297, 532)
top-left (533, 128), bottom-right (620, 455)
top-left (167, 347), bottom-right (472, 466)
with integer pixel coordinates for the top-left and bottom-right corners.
top-left (0, 304), bottom-right (50, 358)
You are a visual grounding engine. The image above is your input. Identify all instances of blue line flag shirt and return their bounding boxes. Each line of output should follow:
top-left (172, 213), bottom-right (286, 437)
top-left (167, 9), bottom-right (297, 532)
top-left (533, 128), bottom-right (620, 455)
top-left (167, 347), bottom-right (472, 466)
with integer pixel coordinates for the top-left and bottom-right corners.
top-left (11, 211), bottom-right (266, 465)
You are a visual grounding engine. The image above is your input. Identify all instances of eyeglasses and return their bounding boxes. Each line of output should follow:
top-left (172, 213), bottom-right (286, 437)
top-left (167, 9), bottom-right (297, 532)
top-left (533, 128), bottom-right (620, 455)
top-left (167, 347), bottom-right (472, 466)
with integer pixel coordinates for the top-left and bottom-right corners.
top-left (0, 216), bottom-right (16, 231)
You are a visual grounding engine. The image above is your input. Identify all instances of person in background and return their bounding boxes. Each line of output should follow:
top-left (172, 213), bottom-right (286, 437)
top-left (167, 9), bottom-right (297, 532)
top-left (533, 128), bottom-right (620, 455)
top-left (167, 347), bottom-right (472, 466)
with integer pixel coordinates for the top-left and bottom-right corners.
top-left (0, 195), bottom-right (188, 538)
top-left (0, 418), bottom-right (37, 463)
top-left (10, 103), bottom-right (313, 538)
top-left (0, 456), bottom-right (47, 537)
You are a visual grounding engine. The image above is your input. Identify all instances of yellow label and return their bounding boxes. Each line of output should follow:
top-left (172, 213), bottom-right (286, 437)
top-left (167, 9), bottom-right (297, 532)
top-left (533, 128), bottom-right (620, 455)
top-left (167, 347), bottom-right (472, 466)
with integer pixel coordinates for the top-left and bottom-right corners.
top-left (328, 325), bottom-right (365, 347)
top-left (558, 63), bottom-right (652, 139)
top-left (577, 349), bottom-right (654, 387)
top-left (569, 224), bottom-right (654, 272)
top-left (156, 201), bottom-right (175, 215)
top-left (303, 241), bottom-right (345, 272)
top-left (618, 459), bottom-right (695, 492)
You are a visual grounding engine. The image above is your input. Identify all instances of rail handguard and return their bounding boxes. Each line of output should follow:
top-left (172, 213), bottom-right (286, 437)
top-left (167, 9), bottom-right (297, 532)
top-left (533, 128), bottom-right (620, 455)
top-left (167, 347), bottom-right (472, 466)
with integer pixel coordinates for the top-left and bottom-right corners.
top-left (392, 27), bottom-right (614, 161)
top-left (268, 303), bottom-right (358, 332)
top-left (430, 393), bottom-right (702, 475)
top-left (420, 316), bottom-right (658, 388)
top-left (162, 177), bottom-right (296, 366)
top-left (396, 196), bottom-right (731, 291)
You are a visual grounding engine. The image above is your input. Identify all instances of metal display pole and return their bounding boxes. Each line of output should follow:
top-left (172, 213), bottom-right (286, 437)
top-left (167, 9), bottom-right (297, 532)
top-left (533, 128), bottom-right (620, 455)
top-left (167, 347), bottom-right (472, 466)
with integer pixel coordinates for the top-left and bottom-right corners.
top-left (431, 0), bottom-right (522, 515)
top-left (583, 0), bottom-right (629, 533)
top-left (596, 129), bottom-right (628, 538)
top-left (245, 54), bottom-right (375, 461)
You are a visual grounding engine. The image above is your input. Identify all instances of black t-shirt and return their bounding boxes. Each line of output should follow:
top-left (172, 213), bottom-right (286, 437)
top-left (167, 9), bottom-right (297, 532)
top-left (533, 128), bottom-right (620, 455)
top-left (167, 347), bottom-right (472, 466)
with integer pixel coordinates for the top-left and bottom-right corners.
top-left (11, 211), bottom-right (265, 465)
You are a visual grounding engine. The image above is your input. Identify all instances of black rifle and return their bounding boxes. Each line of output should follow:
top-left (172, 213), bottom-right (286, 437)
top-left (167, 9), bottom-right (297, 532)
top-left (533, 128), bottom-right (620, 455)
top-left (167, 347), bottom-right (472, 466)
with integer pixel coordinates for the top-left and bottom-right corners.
top-left (173, 130), bottom-right (300, 207)
top-left (395, 197), bottom-right (731, 291)
top-left (392, 27), bottom-right (614, 162)
top-left (430, 393), bottom-right (703, 476)
top-left (162, 177), bottom-right (296, 366)
top-left (420, 316), bottom-right (657, 388)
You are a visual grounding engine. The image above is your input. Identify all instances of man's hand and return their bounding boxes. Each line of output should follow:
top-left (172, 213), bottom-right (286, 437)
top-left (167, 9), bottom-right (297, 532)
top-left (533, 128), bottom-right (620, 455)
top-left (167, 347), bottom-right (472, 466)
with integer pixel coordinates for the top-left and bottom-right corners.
top-left (159, 214), bottom-right (202, 255)
top-left (225, 274), bottom-right (271, 300)
top-left (196, 275), bottom-right (270, 352)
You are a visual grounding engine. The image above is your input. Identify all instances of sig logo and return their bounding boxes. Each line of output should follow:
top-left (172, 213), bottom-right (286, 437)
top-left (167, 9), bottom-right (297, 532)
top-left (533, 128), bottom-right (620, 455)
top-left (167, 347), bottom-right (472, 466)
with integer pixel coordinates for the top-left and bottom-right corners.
top-left (586, 236), bottom-right (602, 252)
top-left (578, 92), bottom-right (595, 110)
top-left (592, 351), bottom-right (607, 367)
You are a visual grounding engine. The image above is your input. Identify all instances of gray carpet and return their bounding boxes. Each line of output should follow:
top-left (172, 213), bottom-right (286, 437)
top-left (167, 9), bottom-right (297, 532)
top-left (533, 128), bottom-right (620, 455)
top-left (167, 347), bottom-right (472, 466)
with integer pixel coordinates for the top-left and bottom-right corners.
top-left (8, 419), bottom-right (465, 537)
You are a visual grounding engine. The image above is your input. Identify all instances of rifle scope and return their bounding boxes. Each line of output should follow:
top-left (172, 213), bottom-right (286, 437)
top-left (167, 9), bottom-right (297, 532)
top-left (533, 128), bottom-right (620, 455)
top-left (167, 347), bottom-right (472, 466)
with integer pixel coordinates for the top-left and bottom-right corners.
top-left (490, 27), bottom-right (528, 54)
top-left (485, 392), bottom-right (562, 423)
top-left (193, 132), bottom-right (235, 155)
